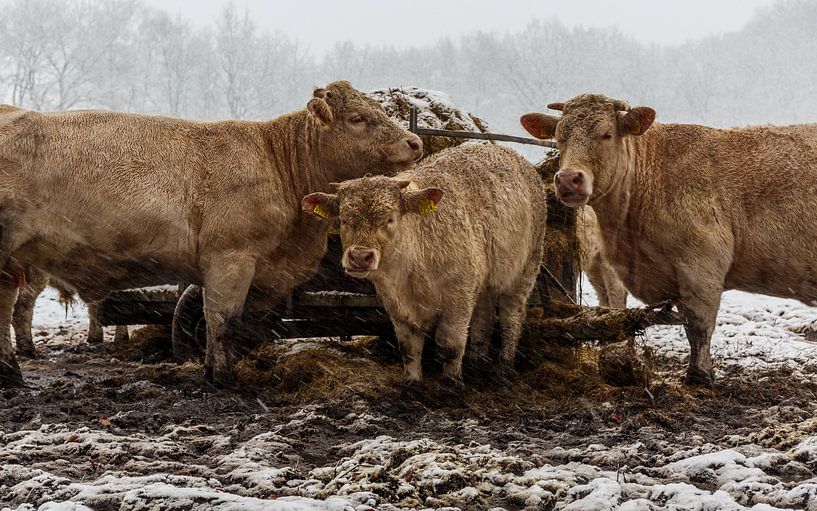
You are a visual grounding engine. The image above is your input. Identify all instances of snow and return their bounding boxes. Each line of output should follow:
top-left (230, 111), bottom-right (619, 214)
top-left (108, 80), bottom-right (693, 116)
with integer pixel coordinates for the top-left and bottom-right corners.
top-left (4, 279), bottom-right (817, 510)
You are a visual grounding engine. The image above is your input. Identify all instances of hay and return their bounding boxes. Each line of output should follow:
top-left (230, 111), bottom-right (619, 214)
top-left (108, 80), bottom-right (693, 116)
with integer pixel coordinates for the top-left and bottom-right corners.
top-left (368, 87), bottom-right (490, 158)
top-left (115, 324), bottom-right (172, 362)
top-left (235, 337), bottom-right (403, 399)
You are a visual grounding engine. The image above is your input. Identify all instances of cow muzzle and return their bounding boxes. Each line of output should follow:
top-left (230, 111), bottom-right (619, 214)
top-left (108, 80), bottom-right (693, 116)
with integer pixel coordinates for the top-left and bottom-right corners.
top-left (554, 168), bottom-right (591, 207)
top-left (387, 134), bottom-right (423, 168)
top-left (342, 246), bottom-right (380, 277)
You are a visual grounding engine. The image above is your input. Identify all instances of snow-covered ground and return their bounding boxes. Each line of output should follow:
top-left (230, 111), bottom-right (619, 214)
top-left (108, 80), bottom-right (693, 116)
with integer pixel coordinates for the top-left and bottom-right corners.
top-left (3, 284), bottom-right (817, 510)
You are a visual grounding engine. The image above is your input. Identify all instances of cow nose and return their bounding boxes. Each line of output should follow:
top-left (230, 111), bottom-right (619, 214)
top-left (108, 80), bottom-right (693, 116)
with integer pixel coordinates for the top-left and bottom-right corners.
top-left (555, 168), bottom-right (585, 193)
top-left (348, 247), bottom-right (376, 270)
top-left (406, 134), bottom-right (423, 159)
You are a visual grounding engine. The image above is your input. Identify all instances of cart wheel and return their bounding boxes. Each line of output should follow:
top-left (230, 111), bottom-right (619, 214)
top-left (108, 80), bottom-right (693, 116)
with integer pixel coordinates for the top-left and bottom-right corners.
top-left (172, 284), bottom-right (206, 362)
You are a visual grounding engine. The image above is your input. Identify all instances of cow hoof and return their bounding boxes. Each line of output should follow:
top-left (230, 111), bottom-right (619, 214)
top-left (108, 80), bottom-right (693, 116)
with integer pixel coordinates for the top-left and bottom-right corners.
top-left (684, 366), bottom-right (715, 387)
top-left (16, 348), bottom-right (38, 360)
top-left (205, 366), bottom-right (239, 389)
top-left (0, 366), bottom-right (25, 388)
top-left (399, 380), bottom-right (424, 401)
top-left (435, 377), bottom-right (466, 408)
top-left (86, 334), bottom-right (104, 345)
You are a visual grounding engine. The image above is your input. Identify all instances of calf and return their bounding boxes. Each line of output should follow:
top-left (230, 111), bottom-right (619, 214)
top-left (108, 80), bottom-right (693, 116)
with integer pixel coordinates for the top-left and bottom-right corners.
top-left (303, 144), bottom-right (547, 394)
top-left (521, 94), bottom-right (817, 384)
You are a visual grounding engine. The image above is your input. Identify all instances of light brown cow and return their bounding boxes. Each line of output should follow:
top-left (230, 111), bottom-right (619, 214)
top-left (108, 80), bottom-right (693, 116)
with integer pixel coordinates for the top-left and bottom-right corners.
top-left (577, 206), bottom-right (627, 308)
top-left (302, 144), bottom-right (547, 397)
top-left (521, 94), bottom-right (817, 385)
top-left (0, 81), bottom-right (422, 387)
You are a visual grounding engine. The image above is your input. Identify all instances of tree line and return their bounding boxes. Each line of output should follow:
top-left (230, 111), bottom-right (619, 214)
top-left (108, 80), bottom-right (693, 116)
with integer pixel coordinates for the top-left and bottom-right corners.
top-left (1, 0), bottom-right (815, 138)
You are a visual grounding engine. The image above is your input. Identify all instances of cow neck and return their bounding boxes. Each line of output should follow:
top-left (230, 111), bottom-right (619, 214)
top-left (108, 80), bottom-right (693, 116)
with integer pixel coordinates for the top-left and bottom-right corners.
top-left (263, 110), bottom-right (333, 199)
top-left (587, 135), bottom-right (643, 235)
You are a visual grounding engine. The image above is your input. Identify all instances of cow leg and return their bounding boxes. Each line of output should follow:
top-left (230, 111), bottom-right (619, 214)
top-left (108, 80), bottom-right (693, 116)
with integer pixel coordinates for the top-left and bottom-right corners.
top-left (603, 266), bottom-right (628, 309)
top-left (497, 292), bottom-right (528, 372)
top-left (586, 259), bottom-right (611, 307)
top-left (392, 318), bottom-right (426, 387)
top-left (113, 325), bottom-right (129, 344)
top-left (12, 268), bottom-right (48, 358)
top-left (466, 293), bottom-right (495, 370)
top-left (85, 300), bottom-right (104, 344)
top-left (679, 297), bottom-right (721, 386)
top-left (202, 254), bottom-right (256, 387)
top-left (0, 281), bottom-right (23, 387)
top-left (436, 306), bottom-right (472, 382)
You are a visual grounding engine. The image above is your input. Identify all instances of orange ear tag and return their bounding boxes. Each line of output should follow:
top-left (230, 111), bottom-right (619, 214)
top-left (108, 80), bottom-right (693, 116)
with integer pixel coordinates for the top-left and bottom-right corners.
top-left (418, 198), bottom-right (437, 215)
top-left (313, 204), bottom-right (330, 218)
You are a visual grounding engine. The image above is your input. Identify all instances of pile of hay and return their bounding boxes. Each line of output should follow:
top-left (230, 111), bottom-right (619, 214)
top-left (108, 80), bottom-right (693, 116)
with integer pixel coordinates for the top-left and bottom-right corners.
top-left (234, 337), bottom-right (404, 400)
top-left (368, 87), bottom-right (490, 157)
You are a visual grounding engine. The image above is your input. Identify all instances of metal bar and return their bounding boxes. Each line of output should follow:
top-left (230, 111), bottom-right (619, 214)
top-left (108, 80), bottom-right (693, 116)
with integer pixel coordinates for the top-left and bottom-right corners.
top-left (409, 107), bottom-right (556, 148)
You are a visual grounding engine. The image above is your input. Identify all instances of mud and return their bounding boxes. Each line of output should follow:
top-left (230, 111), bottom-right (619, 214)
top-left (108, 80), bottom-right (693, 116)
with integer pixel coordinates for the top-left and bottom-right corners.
top-left (4, 322), bottom-right (817, 509)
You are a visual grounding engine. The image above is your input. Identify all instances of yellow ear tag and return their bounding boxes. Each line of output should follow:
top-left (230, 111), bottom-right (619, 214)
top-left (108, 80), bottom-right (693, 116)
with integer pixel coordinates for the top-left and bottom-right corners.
top-left (418, 198), bottom-right (437, 215)
top-left (312, 204), bottom-right (329, 218)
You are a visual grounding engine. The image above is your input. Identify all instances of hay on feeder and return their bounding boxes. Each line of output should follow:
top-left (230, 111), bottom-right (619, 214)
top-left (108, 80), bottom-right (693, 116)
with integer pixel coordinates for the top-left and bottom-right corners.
top-left (368, 87), bottom-right (490, 158)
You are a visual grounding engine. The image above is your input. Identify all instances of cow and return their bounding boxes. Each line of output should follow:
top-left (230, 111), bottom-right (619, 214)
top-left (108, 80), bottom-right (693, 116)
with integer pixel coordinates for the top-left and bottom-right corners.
top-left (520, 93), bottom-right (817, 385)
top-left (577, 206), bottom-right (628, 308)
top-left (0, 80), bottom-right (422, 387)
top-left (9, 268), bottom-right (129, 359)
top-left (302, 144), bottom-right (547, 398)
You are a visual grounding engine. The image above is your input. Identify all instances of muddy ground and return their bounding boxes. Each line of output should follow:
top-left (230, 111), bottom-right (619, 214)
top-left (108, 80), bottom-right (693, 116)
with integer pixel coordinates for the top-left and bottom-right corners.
top-left (3, 308), bottom-right (817, 510)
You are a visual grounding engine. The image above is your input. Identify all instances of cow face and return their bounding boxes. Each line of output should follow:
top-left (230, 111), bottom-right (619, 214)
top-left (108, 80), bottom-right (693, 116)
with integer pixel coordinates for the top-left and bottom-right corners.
top-left (307, 81), bottom-right (423, 179)
top-left (302, 176), bottom-right (443, 278)
top-left (520, 94), bottom-right (655, 207)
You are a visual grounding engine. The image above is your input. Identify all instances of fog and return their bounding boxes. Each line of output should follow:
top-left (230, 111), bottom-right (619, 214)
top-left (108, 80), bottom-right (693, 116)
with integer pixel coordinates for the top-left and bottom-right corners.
top-left (1, 0), bottom-right (815, 141)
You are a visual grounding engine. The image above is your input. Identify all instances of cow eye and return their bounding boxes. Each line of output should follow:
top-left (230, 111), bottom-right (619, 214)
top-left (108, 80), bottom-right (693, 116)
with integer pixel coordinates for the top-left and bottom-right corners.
top-left (387, 218), bottom-right (395, 225)
top-left (349, 115), bottom-right (366, 124)
top-left (602, 131), bottom-right (613, 139)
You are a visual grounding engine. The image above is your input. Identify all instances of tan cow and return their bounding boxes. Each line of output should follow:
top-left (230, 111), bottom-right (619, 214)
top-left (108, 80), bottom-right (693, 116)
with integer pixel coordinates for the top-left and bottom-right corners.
top-left (521, 94), bottom-right (817, 385)
top-left (577, 206), bottom-right (627, 308)
top-left (0, 81), bottom-right (422, 387)
top-left (302, 144), bottom-right (547, 398)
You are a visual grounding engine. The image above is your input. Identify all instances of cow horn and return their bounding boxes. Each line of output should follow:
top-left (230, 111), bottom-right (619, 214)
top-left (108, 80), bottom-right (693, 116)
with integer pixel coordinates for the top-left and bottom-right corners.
top-left (394, 179), bottom-right (412, 190)
top-left (547, 102), bottom-right (565, 111)
top-left (612, 99), bottom-right (630, 111)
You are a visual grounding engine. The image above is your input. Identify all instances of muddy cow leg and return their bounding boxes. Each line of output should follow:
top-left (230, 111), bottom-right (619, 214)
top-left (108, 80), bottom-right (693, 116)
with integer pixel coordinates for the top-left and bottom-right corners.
top-left (12, 268), bottom-right (48, 358)
top-left (392, 317), bottom-right (427, 388)
top-left (679, 296), bottom-right (721, 386)
top-left (497, 292), bottom-right (529, 374)
top-left (436, 304), bottom-right (473, 383)
top-left (85, 299), bottom-right (105, 344)
top-left (202, 253), bottom-right (256, 387)
top-left (113, 325), bottom-right (129, 344)
top-left (677, 257), bottom-right (727, 386)
top-left (0, 280), bottom-right (23, 387)
top-left (466, 293), bottom-right (495, 370)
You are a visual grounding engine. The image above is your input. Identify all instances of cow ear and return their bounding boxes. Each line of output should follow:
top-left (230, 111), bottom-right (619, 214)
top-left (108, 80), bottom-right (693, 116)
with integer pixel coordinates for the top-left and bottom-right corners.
top-left (618, 107), bottom-right (656, 136)
top-left (402, 187), bottom-right (443, 215)
top-left (520, 113), bottom-right (559, 140)
top-left (302, 192), bottom-right (338, 219)
top-left (307, 98), bottom-right (334, 126)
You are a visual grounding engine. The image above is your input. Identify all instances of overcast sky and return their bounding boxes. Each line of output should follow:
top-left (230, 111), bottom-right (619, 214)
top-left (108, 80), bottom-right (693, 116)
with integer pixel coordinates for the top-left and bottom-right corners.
top-left (143, 0), bottom-right (774, 55)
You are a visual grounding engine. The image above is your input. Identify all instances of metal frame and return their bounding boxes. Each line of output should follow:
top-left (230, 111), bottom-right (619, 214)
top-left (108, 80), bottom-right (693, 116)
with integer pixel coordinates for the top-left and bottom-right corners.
top-left (408, 106), bottom-right (556, 148)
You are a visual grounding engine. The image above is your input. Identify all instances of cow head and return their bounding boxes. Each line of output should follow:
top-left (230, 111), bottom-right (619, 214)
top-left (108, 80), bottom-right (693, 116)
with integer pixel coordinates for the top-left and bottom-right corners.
top-left (301, 176), bottom-right (443, 278)
top-left (520, 94), bottom-right (655, 207)
top-left (307, 81), bottom-right (423, 179)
